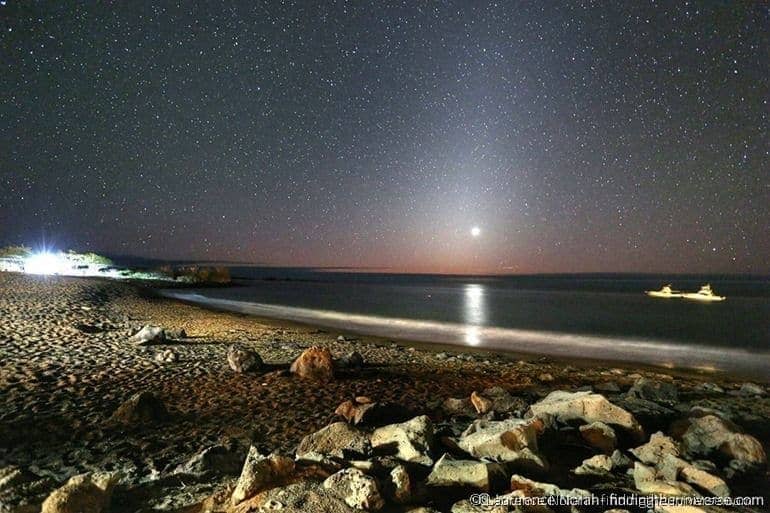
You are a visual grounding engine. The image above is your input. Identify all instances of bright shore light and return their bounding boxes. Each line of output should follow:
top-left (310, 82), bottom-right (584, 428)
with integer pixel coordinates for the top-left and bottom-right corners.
top-left (24, 251), bottom-right (68, 275)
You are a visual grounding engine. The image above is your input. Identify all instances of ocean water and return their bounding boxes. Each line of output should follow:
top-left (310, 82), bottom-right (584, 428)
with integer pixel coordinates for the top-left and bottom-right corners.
top-left (161, 270), bottom-right (770, 378)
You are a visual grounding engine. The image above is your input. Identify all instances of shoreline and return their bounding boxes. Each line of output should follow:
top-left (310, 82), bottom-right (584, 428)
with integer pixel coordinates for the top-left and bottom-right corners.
top-left (153, 286), bottom-right (770, 384)
top-left (1, 272), bottom-right (768, 512)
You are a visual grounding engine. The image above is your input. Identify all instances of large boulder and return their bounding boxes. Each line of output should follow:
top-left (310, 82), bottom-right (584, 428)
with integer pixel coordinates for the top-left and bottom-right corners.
top-left (528, 391), bottom-right (644, 440)
top-left (457, 418), bottom-right (546, 470)
top-left (426, 454), bottom-right (506, 492)
top-left (322, 468), bottom-right (384, 511)
top-left (579, 421), bottom-right (617, 453)
top-left (296, 422), bottom-right (371, 460)
top-left (129, 325), bottom-right (166, 345)
top-left (681, 415), bottom-right (766, 467)
top-left (231, 447), bottom-right (295, 505)
top-left (41, 473), bottom-right (116, 513)
top-left (227, 345), bottom-right (263, 373)
top-left (371, 416), bottom-right (435, 466)
top-left (290, 346), bottom-right (335, 380)
top-left (108, 391), bottom-right (168, 426)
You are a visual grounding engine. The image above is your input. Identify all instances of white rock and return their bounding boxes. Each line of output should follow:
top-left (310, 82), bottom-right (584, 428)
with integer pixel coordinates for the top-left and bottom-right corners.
top-left (528, 391), bottom-right (643, 439)
top-left (231, 447), bottom-right (295, 505)
top-left (371, 416), bottom-right (434, 465)
top-left (457, 417), bottom-right (546, 470)
top-left (129, 325), bottom-right (165, 345)
top-left (323, 468), bottom-right (384, 511)
top-left (426, 454), bottom-right (506, 492)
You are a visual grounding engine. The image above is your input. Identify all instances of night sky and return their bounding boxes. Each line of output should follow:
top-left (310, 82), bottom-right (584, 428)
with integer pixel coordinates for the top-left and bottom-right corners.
top-left (1, 2), bottom-right (768, 274)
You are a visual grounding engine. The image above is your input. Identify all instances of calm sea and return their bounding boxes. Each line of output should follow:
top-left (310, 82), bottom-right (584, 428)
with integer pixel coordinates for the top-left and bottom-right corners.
top-left (161, 270), bottom-right (770, 379)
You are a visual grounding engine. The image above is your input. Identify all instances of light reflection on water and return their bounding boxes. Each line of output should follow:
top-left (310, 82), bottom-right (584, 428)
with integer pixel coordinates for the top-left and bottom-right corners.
top-left (463, 284), bottom-right (486, 346)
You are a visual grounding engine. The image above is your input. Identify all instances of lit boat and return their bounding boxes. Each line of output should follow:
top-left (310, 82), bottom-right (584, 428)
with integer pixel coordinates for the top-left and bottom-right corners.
top-left (645, 284), bottom-right (683, 298)
top-left (682, 284), bottom-right (726, 302)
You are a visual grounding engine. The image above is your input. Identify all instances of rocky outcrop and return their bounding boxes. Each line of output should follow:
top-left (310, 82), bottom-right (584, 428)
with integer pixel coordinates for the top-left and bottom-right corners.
top-left (41, 473), bottom-right (116, 513)
top-left (290, 346), bottom-right (335, 380)
top-left (227, 344), bottom-right (263, 373)
top-left (322, 468), bottom-right (384, 511)
top-left (371, 416), bottom-right (435, 466)
top-left (108, 391), bottom-right (168, 426)
top-left (231, 447), bottom-right (295, 505)
top-left (528, 390), bottom-right (644, 440)
top-left (456, 418), bottom-right (546, 470)
top-left (296, 422), bottom-right (371, 460)
top-left (426, 454), bottom-right (506, 492)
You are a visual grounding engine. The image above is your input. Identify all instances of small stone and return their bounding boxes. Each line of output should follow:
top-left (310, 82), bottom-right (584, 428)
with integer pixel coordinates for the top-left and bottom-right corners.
top-left (296, 422), bottom-right (371, 460)
top-left (457, 417), bottom-right (547, 470)
top-left (290, 346), bottom-right (334, 380)
top-left (323, 468), bottom-right (384, 511)
top-left (574, 454), bottom-right (613, 475)
top-left (41, 472), bottom-right (117, 513)
top-left (108, 391), bottom-right (168, 426)
top-left (630, 432), bottom-right (680, 466)
top-left (334, 398), bottom-right (379, 426)
top-left (579, 421), bottom-right (617, 453)
top-left (627, 377), bottom-right (678, 404)
top-left (388, 465), bottom-right (411, 504)
top-left (371, 415), bottom-right (435, 466)
top-left (227, 344), bottom-right (263, 373)
top-left (470, 391), bottom-right (493, 414)
top-left (128, 325), bottom-right (165, 345)
top-left (529, 390), bottom-right (644, 440)
top-left (739, 383), bottom-right (765, 396)
top-left (154, 349), bottom-right (178, 363)
top-left (336, 351), bottom-right (364, 371)
top-left (426, 453), bottom-right (506, 492)
top-left (231, 447), bottom-right (295, 505)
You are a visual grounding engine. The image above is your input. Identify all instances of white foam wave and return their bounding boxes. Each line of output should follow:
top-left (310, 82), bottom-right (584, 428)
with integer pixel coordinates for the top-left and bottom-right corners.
top-left (161, 291), bottom-right (770, 379)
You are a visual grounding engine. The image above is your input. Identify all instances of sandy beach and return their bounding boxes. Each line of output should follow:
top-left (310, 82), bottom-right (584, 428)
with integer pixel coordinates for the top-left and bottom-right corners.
top-left (1, 272), bottom-right (768, 512)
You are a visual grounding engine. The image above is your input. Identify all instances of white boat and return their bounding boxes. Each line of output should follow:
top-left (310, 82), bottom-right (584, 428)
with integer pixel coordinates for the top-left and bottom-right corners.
top-left (646, 284), bottom-right (683, 298)
top-left (682, 284), bottom-right (726, 302)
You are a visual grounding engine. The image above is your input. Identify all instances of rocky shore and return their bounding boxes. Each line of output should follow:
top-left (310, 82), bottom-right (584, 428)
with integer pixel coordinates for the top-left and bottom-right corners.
top-left (0, 273), bottom-right (768, 512)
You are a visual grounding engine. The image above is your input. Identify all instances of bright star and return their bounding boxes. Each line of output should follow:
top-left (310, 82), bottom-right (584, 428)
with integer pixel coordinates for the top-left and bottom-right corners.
top-left (471, 226), bottom-right (481, 237)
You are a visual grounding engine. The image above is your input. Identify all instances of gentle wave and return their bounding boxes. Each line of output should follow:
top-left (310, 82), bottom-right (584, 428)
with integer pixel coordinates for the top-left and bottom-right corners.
top-left (161, 291), bottom-right (770, 379)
